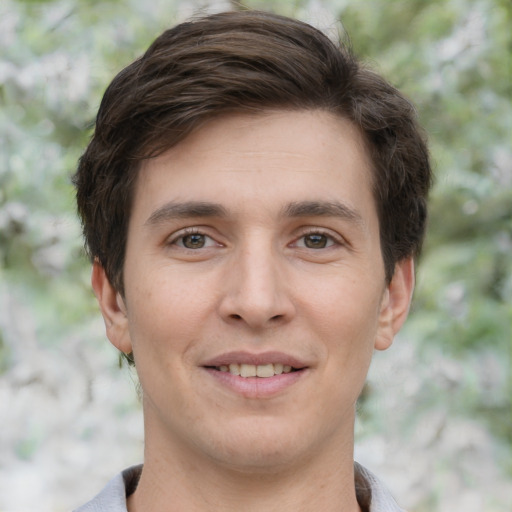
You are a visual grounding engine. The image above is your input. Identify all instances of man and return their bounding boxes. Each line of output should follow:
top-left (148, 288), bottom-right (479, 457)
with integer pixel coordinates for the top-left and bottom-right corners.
top-left (73, 9), bottom-right (431, 512)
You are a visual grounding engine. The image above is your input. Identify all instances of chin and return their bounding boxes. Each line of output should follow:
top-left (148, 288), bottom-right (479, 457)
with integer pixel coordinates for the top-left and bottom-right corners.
top-left (199, 417), bottom-right (318, 473)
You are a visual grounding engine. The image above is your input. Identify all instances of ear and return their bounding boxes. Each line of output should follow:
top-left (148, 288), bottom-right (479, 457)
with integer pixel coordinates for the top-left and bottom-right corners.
top-left (91, 261), bottom-right (133, 355)
top-left (375, 257), bottom-right (415, 351)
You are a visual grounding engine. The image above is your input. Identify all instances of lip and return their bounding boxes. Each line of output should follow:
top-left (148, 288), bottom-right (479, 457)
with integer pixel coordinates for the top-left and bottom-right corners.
top-left (201, 351), bottom-right (310, 399)
top-left (201, 350), bottom-right (309, 369)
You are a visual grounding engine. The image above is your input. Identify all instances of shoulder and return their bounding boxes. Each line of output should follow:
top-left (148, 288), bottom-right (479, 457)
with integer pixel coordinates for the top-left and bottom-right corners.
top-left (73, 465), bottom-right (143, 512)
top-left (354, 462), bottom-right (406, 512)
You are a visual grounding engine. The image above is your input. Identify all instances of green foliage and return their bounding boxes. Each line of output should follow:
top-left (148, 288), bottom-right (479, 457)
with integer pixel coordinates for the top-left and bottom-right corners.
top-left (1, 0), bottom-right (181, 353)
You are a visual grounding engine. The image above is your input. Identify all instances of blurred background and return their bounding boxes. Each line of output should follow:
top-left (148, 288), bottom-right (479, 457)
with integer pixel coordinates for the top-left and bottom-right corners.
top-left (0, 0), bottom-right (510, 510)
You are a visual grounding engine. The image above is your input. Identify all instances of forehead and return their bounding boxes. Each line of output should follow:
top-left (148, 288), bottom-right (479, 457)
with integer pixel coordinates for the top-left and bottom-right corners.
top-left (133, 110), bottom-right (376, 223)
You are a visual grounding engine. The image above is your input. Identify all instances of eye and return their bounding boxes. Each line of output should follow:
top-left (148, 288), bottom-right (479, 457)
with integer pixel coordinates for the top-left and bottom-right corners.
top-left (181, 233), bottom-right (208, 249)
top-left (303, 233), bottom-right (331, 249)
top-left (295, 231), bottom-right (338, 249)
top-left (171, 229), bottom-right (218, 249)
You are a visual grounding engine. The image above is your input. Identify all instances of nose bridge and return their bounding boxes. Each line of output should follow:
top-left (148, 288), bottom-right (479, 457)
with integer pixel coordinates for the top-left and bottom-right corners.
top-left (220, 232), bottom-right (293, 327)
top-left (241, 239), bottom-right (278, 300)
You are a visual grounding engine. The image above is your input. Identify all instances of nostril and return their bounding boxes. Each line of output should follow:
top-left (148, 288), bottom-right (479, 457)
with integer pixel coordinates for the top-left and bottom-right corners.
top-left (270, 314), bottom-right (283, 321)
top-left (229, 314), bottom-right (243, 320)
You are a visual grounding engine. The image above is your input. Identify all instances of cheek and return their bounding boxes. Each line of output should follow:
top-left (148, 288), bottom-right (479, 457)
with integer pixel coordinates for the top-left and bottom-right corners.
top-left (124, 269), bottom-right (215, 357)
top-left (302, 275), bottom-right (383, 335)
top-left (302, 282), bottom-right (384, 385)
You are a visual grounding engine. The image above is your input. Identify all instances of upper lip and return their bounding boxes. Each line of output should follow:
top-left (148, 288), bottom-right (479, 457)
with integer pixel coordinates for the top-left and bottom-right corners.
top-left (201, 351), bottom-right (309, 369)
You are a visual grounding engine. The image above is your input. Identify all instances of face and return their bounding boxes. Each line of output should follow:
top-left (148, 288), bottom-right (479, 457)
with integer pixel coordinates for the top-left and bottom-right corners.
top-left (94, 110), bottom-right (413, 473)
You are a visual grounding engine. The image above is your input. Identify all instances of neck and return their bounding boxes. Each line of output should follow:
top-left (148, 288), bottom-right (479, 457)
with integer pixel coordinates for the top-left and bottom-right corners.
top-left (128, 422), bottom-right (362, 512)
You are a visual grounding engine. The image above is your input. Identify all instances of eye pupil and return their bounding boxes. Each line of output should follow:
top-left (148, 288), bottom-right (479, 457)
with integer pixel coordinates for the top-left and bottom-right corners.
top-left (183, 234), bottom-right (205, 249)
top-left (304, 234), bottom-right (327, 249)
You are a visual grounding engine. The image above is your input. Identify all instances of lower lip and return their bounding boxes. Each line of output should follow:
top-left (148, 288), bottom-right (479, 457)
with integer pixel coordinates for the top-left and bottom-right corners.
top-left (203, 368), bottom-right (306, 398)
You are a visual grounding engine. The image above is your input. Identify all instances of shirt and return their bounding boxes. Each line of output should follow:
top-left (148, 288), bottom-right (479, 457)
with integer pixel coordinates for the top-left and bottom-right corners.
top-left (74, 462), bottom-right (405, 512)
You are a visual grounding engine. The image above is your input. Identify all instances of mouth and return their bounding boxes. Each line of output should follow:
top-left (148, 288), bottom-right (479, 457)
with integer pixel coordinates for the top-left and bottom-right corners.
top-left (201, 352), bottom-right (309, 395)
top-left (208, 363), bottom-right (301, 378)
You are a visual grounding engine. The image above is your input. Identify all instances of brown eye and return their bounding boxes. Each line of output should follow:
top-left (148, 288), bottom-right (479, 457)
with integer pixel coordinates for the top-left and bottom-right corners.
top-left (303, 234), bottom-right (329, 249)
top-left (182, 234), bottom-right (206, 249)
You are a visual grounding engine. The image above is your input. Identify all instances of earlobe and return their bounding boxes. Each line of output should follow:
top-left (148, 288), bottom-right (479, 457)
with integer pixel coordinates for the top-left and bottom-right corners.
top-left (375, 258), bottom-right (415, 351)
top-left (91, 261), bottom-right (133, 355)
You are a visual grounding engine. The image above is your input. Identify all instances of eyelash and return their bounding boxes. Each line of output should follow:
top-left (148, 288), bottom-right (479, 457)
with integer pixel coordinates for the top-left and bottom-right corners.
top-left (294, 228), bottom-right (343, 249)
top-left (168, 227), bottom-right (217, 249)
top-left (167, 227), bottom-right (344, 250)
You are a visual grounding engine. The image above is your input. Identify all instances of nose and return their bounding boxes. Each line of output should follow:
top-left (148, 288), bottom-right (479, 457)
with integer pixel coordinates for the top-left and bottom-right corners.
top-left (218, 240), bottom-right (296, 330)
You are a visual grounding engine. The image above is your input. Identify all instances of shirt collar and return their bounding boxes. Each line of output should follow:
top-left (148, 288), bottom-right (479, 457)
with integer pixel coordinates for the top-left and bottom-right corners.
top-left (75, 462), bottom-right (405, 512)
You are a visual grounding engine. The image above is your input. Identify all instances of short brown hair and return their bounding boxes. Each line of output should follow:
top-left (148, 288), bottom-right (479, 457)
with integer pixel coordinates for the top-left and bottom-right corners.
top-left (74, 10), bottom-right (431, 293)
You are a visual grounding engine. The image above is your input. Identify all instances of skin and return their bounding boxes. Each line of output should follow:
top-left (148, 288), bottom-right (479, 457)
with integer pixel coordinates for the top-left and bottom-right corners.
top-left (93, 110), bottom-right (414, 512)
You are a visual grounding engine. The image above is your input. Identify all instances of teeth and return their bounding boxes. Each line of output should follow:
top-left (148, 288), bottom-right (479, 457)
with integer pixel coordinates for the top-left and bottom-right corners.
top-left (240, 363), bottom-right (257, 377)
top-left (256, 364), bottom-right (274, 378)
top-left (217, 363), bottom-right (296, 378)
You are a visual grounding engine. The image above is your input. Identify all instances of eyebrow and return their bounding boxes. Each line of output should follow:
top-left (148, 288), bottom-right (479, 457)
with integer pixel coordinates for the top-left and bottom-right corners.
top-left (283, 200), bottom-right (364, 225)
top-left (144, 199), bottom-right (364, 227)
top-left (145, 201), bottom-right (228, 226)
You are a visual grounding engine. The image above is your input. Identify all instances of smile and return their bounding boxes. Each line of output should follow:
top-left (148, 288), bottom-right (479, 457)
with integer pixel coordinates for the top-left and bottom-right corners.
top-left (215, 363), bottom-right (296, 378)
top-left (202, 351), bottom-right (308, 396)
top-left (202, 353), bottom-right (308, 397)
